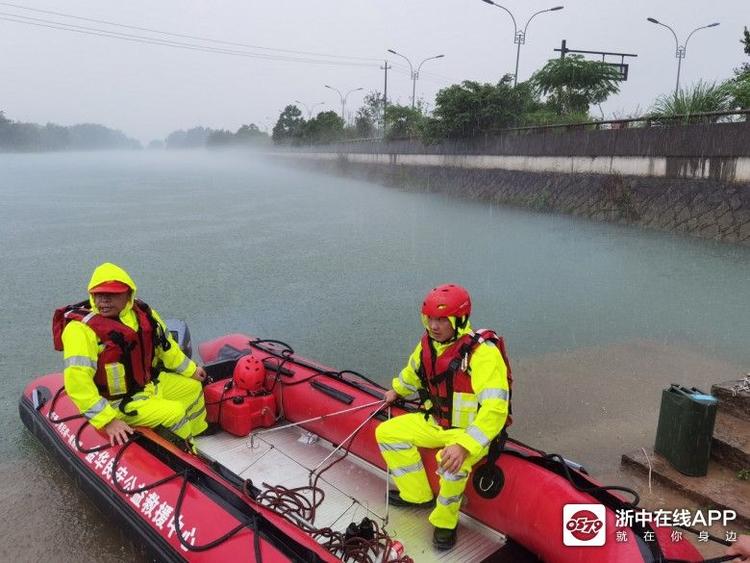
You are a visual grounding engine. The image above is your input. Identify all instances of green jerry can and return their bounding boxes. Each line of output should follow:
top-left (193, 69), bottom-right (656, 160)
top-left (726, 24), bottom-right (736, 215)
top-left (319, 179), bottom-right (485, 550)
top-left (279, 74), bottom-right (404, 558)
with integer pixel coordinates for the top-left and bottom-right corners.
top-left (654, 384), bottom-right (718, 477)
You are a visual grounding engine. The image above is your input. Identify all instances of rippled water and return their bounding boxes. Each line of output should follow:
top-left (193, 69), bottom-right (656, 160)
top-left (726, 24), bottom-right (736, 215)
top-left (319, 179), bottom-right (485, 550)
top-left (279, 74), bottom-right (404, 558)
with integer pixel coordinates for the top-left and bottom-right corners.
top-left (1, 150), bottom-right (748, 560)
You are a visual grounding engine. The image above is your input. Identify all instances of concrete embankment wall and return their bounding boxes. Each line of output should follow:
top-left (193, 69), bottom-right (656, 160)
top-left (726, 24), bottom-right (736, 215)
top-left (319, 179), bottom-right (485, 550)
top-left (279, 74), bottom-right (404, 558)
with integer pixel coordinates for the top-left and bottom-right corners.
top-left (275, 120), bottom-right (750, 245)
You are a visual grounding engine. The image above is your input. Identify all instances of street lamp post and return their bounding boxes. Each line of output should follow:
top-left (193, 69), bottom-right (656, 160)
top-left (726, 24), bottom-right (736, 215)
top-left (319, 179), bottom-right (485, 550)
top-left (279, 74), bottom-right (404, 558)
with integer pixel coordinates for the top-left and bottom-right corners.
top-left (387, 49), bottom-right (445, 108)
top-left (324, 85), bottom-right (363, 124)
top-left (481, 1), bottom-right (564, 87)
top-left (646, 18), bottom-right (720, 98)
top-left (294, 100), bottom-right (326, 119)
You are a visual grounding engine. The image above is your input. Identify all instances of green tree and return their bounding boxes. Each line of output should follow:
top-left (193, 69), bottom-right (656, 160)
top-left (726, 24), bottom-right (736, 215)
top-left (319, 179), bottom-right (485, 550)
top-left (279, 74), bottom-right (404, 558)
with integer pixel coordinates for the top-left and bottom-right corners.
top-left (206, 129), bottom-right (235, 146)
top-left (302, 111), bottom-right (345, 144)
top-left (353, 91), bottom-right (384, 137)
top-left (42, 123), bottom-right (70, 150)
top-left (0, 111), bottom-right (139, 152)
top-left (532, 55), bottom-right (621, 116)
top-left (731, 70), bottom-right (750, 111)
top-left (236, 123), bottom-right (263, 139)
top-left (272, 105), bottom-right (305, 145)
top-left (430, 75), bottom-right (542, 139)
top-left (729, 27), bottom-right (750, 109)
top-left (165, 127), bottom-right (212, 149)
top-left (354, 114), bottom-right (375, 138)
top-left (235, 123), bottom-right (269, 145)
top-left (0, 111), bottom-right (13, 149)
top-left (384, 104), bottom-right (423, 140)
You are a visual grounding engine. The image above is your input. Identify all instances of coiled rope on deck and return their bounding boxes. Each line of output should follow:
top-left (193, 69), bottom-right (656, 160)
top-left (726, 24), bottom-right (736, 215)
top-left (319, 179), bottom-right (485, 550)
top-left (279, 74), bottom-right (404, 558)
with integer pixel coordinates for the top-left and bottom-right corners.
top-left (251, 399), bottom-right (413, 562)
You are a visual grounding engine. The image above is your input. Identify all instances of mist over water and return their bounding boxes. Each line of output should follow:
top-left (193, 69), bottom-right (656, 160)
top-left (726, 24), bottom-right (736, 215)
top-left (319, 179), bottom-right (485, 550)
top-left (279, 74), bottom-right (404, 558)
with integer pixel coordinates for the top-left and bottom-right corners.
top-left (1, 150), bottom-right (748, 559)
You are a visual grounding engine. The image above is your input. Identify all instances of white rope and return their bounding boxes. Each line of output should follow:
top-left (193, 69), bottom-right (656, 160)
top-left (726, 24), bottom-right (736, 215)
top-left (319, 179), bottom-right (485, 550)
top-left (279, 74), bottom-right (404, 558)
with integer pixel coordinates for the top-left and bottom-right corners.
top-left (239, 402), bottom-right (392, 524)
top-left (641, 447), bottom-right (653, 494)
top-left (310, 400), bottom-right (387, 472)
top-left (384, 404), bottom-right (392, 526)
top-left (247, 399), bottom-right (384, 447)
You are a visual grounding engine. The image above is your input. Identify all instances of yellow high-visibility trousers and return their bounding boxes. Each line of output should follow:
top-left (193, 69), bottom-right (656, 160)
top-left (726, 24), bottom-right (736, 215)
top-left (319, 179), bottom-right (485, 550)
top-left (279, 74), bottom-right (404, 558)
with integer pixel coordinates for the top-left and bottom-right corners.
top-left (117, 372), bottom-right (207, 439)
top-left (375, 412), bottom-right (486, 530)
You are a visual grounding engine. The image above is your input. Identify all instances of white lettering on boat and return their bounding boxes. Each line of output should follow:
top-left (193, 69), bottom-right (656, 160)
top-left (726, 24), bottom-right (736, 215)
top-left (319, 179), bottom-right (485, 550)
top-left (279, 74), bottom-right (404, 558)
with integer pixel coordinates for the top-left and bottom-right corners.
top-left (53, 421), bottom-right (198, 550)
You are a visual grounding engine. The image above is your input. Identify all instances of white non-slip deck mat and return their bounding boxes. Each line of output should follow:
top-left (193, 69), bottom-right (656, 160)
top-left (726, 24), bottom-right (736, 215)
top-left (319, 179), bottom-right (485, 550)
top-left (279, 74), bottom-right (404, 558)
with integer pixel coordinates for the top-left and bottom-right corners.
top-left (197, 426), bottom-right (506, 562)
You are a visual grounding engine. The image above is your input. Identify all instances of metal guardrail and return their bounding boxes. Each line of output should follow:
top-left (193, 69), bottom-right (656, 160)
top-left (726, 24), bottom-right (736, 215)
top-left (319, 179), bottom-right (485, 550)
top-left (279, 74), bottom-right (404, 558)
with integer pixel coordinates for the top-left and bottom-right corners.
top-left (494, 109), bottom-right (750, 135)
top-left (329, 109), bottom-right (750, 145)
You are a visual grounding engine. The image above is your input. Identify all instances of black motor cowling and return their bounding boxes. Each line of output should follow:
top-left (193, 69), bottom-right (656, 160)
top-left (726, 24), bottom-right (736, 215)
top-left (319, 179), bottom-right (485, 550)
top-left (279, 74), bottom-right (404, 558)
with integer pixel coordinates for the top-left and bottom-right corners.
top-left (165, 318), bottom-right (192, 359)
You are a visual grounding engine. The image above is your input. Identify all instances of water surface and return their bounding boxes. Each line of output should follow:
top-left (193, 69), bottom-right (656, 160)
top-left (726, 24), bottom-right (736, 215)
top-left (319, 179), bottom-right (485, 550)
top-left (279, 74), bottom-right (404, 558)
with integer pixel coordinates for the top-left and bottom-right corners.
top-left (1, 150), bottom-right (747, 560)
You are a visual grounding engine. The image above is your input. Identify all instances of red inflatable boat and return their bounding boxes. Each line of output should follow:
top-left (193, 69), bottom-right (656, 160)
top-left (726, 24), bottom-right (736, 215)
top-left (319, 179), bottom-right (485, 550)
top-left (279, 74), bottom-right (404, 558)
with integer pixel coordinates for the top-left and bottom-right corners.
top-left (20, 332), bottom-right (706, 562)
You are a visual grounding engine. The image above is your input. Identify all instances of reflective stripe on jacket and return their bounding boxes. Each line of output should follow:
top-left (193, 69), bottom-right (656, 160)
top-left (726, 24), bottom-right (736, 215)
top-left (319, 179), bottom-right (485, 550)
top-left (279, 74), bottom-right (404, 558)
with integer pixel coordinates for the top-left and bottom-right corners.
top-left (59, 262), bottom-right (197, 429)
top-left (391, 322), bottom-right (510, 457)
top-left (55, 300), bottom-right (157, 394)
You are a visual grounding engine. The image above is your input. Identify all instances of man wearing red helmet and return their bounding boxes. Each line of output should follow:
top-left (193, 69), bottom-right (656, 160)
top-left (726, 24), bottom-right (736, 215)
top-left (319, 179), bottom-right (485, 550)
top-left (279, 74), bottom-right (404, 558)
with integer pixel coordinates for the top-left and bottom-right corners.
top-left (54, 262), bottom-right (208, 448)
top-left (376, 284), bottom-right (510, 550)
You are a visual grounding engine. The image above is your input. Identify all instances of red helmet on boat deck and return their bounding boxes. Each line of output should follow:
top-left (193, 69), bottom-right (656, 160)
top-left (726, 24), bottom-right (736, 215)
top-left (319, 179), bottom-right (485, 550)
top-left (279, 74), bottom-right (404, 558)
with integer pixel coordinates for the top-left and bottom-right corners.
top-left (233, 355), bottom-right (266, 393)
top-left (421, 284), bottom-right (472, 318)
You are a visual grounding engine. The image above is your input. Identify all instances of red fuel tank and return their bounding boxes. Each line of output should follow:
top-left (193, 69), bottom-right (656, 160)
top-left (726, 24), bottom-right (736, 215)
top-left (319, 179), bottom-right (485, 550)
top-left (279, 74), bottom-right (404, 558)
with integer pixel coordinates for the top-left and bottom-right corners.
top-left (204, 380), bottom-right (277, 436)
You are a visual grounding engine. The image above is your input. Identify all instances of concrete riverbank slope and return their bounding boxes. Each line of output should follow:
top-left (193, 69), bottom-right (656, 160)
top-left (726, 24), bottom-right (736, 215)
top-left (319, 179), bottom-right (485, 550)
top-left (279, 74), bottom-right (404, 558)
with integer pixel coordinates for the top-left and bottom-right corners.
top-left (274, 119), bottom-right (750, 245)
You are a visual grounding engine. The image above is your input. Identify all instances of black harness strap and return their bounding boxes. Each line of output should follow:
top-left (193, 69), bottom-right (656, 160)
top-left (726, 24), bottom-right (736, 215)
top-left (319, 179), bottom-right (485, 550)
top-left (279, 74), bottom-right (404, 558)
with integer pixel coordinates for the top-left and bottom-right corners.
top-left (134, 299), bottom-right (171, 352)
top-left (107, 330), bottom-right (143, 416)
top-left (427, 332), bottom-right (482, 387)
top-left (418, 331), bottom-right (489, 426)
top-left (108, 302), bottom-right (164, 415)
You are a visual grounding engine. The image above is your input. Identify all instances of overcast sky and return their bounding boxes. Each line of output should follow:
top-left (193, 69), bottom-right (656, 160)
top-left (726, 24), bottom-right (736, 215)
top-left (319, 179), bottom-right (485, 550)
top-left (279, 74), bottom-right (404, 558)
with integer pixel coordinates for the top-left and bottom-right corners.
top-left (1, 0), bottom-right (747, 143)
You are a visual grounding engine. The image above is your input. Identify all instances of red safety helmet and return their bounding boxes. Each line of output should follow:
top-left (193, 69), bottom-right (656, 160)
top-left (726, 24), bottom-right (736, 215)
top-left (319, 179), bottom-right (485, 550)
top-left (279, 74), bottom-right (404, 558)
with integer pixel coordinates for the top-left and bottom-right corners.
top-left (233, 355), bottom-right (266, 393)
top-left (421, 284), bottom-right (472, 319)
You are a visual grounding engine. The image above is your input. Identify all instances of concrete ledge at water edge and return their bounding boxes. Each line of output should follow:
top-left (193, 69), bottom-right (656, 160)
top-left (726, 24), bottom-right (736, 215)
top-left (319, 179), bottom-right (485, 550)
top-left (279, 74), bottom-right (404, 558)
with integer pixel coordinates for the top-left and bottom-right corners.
top-left (621, 448), bottom-right (750, 529)
top-left (621, 377), bottom-right (750, 529)
top-left (712, 410), bottom-right (750, 473)
top-left (710, 377), bottom-right (750, 476)
top-left (711, 378), bottom-right (750, 422)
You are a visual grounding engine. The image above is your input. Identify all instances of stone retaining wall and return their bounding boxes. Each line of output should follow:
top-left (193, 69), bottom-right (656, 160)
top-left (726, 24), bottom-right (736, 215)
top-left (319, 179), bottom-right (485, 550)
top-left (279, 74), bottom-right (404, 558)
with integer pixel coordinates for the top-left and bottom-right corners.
top-left (278, 155), bottom-right (750, 246)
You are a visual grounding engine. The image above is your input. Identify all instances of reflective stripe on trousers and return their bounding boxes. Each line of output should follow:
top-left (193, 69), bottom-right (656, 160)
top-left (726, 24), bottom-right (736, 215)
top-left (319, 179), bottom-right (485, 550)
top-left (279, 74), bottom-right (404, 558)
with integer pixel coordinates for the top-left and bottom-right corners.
top-left (119, 372), bottom-right (207, 440)
top-left (375, 412), bottom-right (487, 529)
top-left (168, 382), bottom-right (206, 434)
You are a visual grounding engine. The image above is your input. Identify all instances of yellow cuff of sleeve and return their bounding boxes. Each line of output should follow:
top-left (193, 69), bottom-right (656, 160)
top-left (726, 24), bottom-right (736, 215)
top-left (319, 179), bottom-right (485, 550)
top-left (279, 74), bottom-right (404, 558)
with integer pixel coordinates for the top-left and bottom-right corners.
top-left (89, 404), bottom-right (118, 430)
top-left (454, 434), bottom-right (483, 458)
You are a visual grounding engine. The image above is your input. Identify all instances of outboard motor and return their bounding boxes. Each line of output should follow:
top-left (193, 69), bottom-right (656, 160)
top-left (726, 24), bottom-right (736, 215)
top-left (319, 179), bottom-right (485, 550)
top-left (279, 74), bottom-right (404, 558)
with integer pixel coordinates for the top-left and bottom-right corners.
top-left (165, 318), bottom-right (192, 359)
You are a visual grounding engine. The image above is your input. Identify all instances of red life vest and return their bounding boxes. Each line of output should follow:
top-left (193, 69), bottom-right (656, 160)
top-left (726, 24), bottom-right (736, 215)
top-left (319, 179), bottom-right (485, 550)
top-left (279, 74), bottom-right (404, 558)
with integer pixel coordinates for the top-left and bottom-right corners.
top-left (53, 299), bottom-right (161, 397)
top-left (418, 329), bottom-right (512, 429)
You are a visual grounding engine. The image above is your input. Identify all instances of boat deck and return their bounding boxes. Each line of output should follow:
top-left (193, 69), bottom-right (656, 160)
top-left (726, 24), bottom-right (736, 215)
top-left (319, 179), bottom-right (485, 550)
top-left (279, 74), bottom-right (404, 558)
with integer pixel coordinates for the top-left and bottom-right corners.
top-left (196, 424), bottom-right (507, 562)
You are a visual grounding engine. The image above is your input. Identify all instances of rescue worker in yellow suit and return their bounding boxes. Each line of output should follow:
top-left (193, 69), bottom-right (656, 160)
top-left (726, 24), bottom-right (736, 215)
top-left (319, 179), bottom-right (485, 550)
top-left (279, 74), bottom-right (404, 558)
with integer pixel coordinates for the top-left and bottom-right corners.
top-left (376, 284), bottom-right (510, 550)
top-left (56, 263), bottom-right (208, 447)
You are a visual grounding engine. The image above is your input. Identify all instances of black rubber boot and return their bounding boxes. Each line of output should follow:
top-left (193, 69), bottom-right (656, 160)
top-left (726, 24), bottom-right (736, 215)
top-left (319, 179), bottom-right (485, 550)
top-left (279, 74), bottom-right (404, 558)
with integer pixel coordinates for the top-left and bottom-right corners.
top-left (200, 422), bottom-right (222, 436)
top-left (432, 526), bottom-right (457, 550)
top-left (387, 489), bottom-right (433, 508)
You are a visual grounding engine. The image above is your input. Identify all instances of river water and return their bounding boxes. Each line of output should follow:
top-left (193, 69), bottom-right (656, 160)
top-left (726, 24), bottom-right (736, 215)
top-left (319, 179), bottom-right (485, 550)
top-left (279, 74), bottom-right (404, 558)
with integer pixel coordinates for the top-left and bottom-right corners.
top-left (1, 150), bottom-right (748, 561)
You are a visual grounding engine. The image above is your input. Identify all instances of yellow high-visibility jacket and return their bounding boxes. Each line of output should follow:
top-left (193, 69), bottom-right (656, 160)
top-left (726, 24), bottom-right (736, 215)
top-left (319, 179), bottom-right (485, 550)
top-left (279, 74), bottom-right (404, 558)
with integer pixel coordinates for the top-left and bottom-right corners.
top-left (61, 263), bottom-right (197, 429)
top-left (391, 321), bottom-right (509, 457)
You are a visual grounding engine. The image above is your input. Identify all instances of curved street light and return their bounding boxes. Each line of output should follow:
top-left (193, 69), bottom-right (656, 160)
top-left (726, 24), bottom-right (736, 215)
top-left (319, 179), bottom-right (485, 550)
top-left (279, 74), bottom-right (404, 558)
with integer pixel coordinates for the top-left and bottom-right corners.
top-left (294, 100), bottom-right (326, 119)
top-left (324, 85), bottom-right (363, 124)
top-left (481, 1), bottom-right (564, 87)
top-left (646, 17), bottom-right (720, 97)
top-left (388, 49), bottom-right (445, 108)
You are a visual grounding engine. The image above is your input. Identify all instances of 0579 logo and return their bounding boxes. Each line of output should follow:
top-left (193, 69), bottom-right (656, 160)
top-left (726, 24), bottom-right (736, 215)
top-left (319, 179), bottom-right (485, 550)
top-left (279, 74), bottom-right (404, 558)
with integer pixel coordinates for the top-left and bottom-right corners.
top-left (563, 504), bottom-right (607, 546)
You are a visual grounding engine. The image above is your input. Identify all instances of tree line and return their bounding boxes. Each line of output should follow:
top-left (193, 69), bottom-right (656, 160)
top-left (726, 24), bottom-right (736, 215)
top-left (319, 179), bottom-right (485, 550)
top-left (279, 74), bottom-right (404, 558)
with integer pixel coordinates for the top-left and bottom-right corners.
top-left (273, 29), bottom-right (750, 146)
top-left (0, 112), bottom-right (141, 152)
top-left (163, 123), bottom-right (269, 149)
